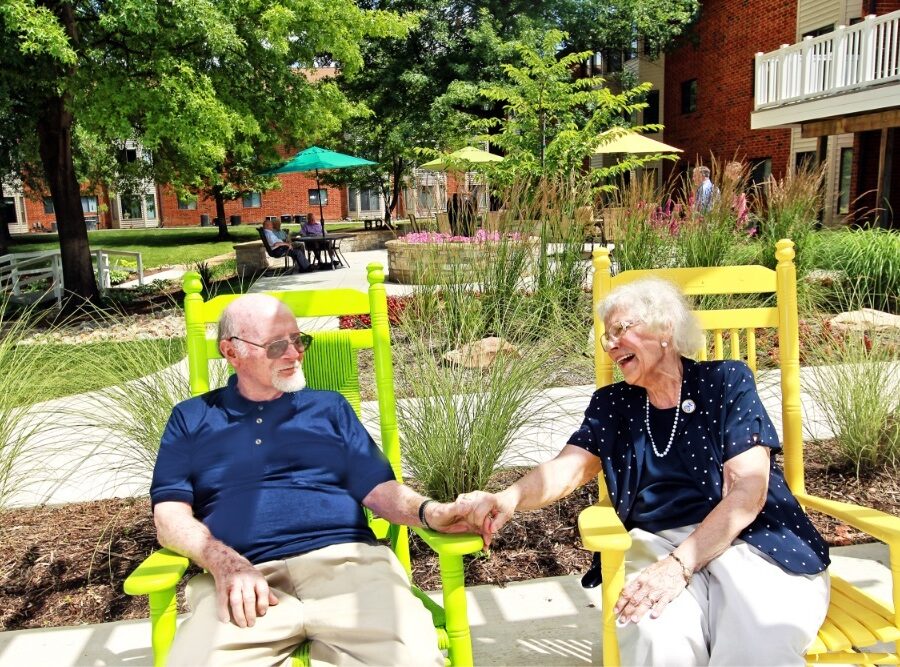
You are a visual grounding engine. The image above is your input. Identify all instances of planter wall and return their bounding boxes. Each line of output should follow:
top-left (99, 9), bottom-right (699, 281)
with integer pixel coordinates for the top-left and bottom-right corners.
top-left (386, 238), bottom-right (539, 284)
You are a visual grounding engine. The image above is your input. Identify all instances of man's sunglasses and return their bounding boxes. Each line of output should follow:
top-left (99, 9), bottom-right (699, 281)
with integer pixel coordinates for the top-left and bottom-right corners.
top-left (229, 332), bottom-right (313, 359)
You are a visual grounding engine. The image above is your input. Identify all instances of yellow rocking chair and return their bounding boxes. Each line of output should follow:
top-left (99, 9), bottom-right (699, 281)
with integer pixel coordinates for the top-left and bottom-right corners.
top-left (578, 240), bottom-right (900, 665)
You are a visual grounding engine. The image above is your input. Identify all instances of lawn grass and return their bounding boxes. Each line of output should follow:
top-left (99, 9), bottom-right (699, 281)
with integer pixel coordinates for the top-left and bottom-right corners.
top-left (8, 221), bottom-right (369, 269)
top-left (12, 337), bottom-right (186, 406)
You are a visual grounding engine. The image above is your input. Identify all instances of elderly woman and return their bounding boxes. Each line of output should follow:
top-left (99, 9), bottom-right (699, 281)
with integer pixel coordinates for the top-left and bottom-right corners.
top-left (461, 277), bottom-right (830, 665)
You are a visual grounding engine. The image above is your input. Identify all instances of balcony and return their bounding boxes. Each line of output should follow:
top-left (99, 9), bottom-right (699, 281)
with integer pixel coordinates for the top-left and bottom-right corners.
top-left (751, 11), bottom-right (900, 130)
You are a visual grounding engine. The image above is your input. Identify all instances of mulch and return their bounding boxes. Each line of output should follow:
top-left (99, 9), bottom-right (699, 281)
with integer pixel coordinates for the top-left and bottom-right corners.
top-left (2, 448), bottom-right (897, 632)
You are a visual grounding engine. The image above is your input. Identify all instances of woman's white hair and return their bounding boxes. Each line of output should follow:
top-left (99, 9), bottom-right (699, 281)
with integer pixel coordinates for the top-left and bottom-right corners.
top-left (598, 277), bottom-right (704, 356)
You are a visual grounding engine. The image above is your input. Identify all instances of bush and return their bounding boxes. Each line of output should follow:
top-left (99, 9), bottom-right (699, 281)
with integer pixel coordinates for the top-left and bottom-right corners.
top-left (803, 303), bottom-right (900, 475)
top-left (808, 228), bottom-right (900, 314)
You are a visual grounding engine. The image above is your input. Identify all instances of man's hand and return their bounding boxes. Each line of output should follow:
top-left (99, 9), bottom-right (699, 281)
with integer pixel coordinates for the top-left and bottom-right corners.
top-left (614, 555), bottom-right (688, 624)
top-left (208, 551), bottom-right (279, 628)
top-left (453, 490), bottom-right (517, 547)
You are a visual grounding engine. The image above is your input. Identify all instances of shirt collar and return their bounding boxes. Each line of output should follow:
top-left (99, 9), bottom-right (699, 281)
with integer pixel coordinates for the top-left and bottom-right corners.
top-left (219, 374), bottom-right (296, 417)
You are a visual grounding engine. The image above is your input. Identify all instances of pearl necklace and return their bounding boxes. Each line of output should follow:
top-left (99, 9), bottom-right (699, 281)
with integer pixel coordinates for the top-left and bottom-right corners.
top-left (645, 383), bottom-right (681, 457)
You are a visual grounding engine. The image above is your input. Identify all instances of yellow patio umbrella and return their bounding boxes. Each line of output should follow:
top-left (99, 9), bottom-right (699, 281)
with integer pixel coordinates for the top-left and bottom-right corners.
top-left (593, 131), bottom-right (682, 154)
top-left (419, 146), bottom-right (504, 171)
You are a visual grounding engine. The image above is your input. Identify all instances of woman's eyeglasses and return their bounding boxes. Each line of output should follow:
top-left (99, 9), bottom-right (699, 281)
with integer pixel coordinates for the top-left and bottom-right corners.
top-left (229, 332), bottom-right (313, 358)
top-left (600, 320), bottom-right (642, 351)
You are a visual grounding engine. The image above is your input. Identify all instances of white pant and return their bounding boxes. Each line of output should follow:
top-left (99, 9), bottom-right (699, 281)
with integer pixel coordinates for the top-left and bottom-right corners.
top-left (617, 525), bottom-right (830, 666)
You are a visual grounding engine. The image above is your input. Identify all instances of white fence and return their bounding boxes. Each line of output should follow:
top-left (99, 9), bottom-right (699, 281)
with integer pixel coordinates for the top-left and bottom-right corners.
top-left (0, 248), bottom-right (145, 306)
top-left (755, 11), bottom-right (900, 109)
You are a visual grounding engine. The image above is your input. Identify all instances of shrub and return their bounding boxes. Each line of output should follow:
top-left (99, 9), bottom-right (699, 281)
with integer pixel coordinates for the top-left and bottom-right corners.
top-left (807, 228), bottom-right (900, 314)
top-left (803, 305), bottom-right (900, 475)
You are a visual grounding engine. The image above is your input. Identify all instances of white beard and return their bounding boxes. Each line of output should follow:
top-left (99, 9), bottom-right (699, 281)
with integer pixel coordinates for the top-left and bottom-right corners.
top-left (271, 363), bottom-right (307, 393)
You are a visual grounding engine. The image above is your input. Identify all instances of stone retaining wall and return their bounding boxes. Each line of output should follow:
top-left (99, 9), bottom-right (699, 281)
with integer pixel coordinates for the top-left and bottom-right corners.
top-left (386, 238), bottom-right (539, 284)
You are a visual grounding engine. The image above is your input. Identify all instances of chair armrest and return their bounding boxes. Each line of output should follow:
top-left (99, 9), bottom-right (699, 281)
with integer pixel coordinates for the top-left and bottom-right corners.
top-left (795, 492), bottom-right (900, 547)
top-left (578, 505), bottom-right (632, 552)
top-left (124, 548), bottom-right (191, 596)
top-left (412, 528), bottom-right (484, 556)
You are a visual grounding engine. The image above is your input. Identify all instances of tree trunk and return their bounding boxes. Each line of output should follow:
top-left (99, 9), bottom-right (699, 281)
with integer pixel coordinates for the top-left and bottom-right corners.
top-left (213, 186), bottom-right (230, 241)
top-left (37, 94), bottom-right (100, 307)
top-left (34, 0), bottom-right (99, 309)
top-left (386, 156), bottom-right (405, 230)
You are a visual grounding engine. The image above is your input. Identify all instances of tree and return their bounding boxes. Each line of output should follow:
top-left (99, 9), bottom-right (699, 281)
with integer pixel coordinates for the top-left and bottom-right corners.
top-left (473, 29), bottom-right (663, 185)
top-left (330, 0), bottom-right (699, 223)
top-left (0, 0), bottom-right (409, 304)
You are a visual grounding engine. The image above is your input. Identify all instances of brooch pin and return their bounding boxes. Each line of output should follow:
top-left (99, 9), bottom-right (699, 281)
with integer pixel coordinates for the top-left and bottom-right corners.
top-left (681, 399), bottom-right (696, 414)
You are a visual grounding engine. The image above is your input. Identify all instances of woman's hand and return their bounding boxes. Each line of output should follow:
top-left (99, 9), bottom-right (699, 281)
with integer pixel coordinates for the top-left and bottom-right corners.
top-left (454, 490), bottom-right (518, 546)
top-left (614, 554), bottom-right (689, 624)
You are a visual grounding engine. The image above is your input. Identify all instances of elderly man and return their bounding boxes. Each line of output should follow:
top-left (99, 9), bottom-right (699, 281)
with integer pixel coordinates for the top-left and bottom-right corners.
top-left (151, 294), bottom-right (474, 666)
top-left (262, 220), bottom-right (310, 273)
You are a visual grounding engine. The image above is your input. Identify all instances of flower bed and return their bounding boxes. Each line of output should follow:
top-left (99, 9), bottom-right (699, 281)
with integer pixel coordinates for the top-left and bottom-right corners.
top-left (385, 231), bottom-right (535, 284)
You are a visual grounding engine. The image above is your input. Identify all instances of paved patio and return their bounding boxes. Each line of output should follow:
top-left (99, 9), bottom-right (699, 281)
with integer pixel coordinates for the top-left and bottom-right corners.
top-left (0, 543), bottom-right (892, 666)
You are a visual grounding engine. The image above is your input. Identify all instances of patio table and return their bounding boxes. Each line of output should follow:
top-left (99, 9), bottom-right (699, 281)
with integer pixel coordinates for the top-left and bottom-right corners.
top-left (291, 233), bottom-right (351, 269)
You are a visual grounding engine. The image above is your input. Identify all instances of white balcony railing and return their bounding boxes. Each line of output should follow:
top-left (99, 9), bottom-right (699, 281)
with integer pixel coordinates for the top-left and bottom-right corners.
top-left (755, 11), bottom-right (900, 109)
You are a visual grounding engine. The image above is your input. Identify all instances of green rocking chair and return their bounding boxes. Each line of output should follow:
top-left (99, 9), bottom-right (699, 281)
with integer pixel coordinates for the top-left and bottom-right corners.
top-left (124, 264), bottom-right (483, 666)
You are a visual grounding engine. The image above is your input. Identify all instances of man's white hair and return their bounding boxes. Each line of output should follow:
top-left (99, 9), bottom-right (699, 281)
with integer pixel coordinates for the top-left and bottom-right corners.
top-left (598, 277), bottom-right (704, 356)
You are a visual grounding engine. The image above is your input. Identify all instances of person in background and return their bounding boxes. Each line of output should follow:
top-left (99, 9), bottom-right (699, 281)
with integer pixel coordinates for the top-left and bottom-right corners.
top-left (692, 166), bottom-right (718, 214)
top-left (300, 212), bottom-right (329, 267)
top-left (456, 277), bottom-right (830, 666)
top-left (261, 220), bottom-right (310, 273)
top-left (301, 212), bottom-right (324, 237)
top-left (272, 219), bottom-right (288, 242)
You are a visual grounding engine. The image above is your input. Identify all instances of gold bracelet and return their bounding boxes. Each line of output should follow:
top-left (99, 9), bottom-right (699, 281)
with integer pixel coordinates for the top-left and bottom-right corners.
top-left (669, 552), bottom-right (693, 586)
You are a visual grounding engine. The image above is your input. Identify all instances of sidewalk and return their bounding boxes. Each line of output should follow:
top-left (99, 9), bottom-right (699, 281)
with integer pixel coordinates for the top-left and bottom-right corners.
top-left (0, 543), bottom-right (892, 666)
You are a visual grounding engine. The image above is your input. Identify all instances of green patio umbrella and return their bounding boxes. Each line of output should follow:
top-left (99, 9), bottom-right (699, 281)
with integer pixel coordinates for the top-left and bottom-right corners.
top-left (263, 146), bottom-right (376, 231)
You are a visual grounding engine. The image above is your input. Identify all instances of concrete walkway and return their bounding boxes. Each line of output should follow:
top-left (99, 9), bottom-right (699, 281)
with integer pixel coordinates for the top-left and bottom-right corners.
top-left (0, 543), bottom-right (892, 666)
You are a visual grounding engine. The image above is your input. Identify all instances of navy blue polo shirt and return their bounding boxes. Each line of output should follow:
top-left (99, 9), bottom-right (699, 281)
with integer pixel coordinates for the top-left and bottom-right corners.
top-left (151, 376), bottom-right (396, 565)
top-left (569, 358), bottom-right (829, 575)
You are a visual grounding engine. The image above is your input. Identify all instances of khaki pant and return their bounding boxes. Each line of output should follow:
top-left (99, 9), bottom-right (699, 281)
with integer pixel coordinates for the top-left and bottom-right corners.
top-left (167, 542), bottom-right (443, 667)
top-left (617, 525), bottom-right (830, 666)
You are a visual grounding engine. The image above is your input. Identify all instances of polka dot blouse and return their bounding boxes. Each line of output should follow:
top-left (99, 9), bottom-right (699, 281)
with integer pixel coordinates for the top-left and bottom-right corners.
top-left (568, 358), bottom-right (829, 575)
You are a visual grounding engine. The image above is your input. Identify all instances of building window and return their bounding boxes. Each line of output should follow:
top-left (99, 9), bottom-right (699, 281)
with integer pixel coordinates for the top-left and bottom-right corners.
top-left (838, 147), bottom-right (853, 215)
top-left (795, 151), bottom-right (816, 172)
top-left (309, 188), bottom-right (328, 206)
top-left (749, 158), bottom-right (772, 187)
top-left (177, 197), bottom-right (197, 210)
top-left (81, 196), bottom-right (98, 213)
top-left (43, 197), bottom-right (55, 214)
top-left (242, 192), bottom-right (261, 208)
top-left (681, 79), bottom-right (697, 114)
top-left (644, 90), bottom-right (660, 131)
top-left (145, 195), bottom-right (157, 220)
top-left (121, 194), bottom-right (143, 220)
top-left (802, 24), bottom-right (835, 39)
top-left (120, 146), bottom-right (139, 163)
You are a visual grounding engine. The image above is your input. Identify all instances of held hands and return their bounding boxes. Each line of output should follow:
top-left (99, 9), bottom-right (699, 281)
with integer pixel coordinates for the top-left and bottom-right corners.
top-left (452, 490), bottom-right (517, 547)
top-left (614, 554), bottom-right (690, 624)
top-left (209, 552), bottom-right (278, 628)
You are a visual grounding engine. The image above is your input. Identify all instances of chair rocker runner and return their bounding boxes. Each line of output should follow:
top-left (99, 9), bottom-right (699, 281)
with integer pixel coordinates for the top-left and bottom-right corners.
top-left (578, 240), bottom-right (900, 666)
top-left (124, 264), bottom-right (482, 666)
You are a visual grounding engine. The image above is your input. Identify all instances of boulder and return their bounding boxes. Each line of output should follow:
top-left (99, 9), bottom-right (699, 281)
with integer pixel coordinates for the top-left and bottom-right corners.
top-left (443, 337), bottom-right (520, 368)
top-left (829, 308), bottom-right (900, 332)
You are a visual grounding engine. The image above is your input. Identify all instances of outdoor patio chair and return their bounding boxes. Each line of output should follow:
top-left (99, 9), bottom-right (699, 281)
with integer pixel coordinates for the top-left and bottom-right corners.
top-left (124, 265), bottom-right (483, 667)
top-left (256, 226), bottom-right (292, 271)
top-left (579, 239), bottom-right (900, 666)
